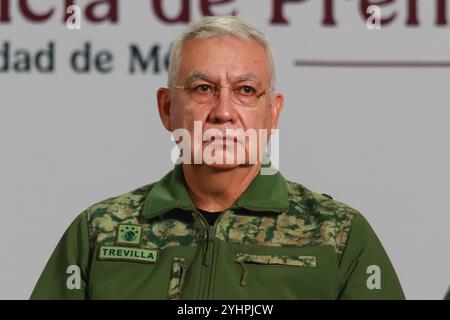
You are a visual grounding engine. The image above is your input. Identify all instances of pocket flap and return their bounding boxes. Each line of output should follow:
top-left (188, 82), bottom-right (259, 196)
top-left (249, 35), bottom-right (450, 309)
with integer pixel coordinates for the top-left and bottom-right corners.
top-left (235, 253), bottom-right (317, 267)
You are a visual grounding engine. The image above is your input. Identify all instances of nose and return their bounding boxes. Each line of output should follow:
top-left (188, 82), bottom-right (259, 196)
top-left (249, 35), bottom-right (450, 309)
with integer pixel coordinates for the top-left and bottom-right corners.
top-left (207, 86), bottom-right (238, 124)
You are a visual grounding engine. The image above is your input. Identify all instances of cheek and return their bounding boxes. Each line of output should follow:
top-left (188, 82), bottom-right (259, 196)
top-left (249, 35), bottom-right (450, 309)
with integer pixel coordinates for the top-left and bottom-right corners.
top-left (170, 103), bottom-right (210, 130)
top-left (240, 108), bottom-right (272, 130)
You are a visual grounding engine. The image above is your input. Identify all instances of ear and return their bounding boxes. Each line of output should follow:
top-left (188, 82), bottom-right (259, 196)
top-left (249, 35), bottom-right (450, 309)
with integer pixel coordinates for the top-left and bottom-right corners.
top-left (270, 92), bottom-right (284, 130)
top-left (157, 87), bottom-right (172, 132)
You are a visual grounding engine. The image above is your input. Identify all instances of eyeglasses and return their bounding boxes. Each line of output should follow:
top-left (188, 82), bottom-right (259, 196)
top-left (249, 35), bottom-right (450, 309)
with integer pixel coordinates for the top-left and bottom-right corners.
top-left (171, 83), bottom-right (271, 107)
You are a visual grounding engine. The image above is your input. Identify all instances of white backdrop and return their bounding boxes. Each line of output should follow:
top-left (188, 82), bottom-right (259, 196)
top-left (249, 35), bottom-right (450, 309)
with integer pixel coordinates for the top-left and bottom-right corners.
top-left (1, 0), bottom-right (449, 299)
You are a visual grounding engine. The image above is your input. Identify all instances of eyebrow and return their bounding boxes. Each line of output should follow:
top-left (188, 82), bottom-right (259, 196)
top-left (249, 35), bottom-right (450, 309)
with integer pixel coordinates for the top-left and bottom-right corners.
top-left (235, 73), bottom-right (261, 84)
top-left (185, 72), bottom-right (215, 86)
top-left (184, 72), bottom-right (262, 86)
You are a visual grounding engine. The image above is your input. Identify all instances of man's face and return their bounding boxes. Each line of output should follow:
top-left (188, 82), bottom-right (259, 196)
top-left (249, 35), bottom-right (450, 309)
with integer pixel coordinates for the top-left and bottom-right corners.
top-left (157, 36), bottom-right (284, 169)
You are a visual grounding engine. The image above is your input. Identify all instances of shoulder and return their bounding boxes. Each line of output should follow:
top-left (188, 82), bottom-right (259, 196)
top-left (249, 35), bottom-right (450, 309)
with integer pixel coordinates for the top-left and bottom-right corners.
top-left (284, 180), bottom-right (363, 254)
top-left (285, 180), bottom-right (361, 217)
top-left (80, 183), bottom-right (155, 240)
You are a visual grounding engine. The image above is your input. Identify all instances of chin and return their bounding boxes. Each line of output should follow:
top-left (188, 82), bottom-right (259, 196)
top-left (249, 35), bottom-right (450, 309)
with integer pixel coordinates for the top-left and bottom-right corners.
top-left (201, 152), bottom-right (255, 171)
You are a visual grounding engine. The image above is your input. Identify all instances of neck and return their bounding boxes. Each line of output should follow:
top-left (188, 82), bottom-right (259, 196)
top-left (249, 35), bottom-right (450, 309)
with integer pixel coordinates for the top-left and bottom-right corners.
top-left (182, 163), bottom-right (261, 212)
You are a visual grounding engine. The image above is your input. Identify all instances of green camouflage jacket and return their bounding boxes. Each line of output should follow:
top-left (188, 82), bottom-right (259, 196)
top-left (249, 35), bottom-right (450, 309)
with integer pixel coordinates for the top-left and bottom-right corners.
top-left (31, 164), bottom-right (405, 300)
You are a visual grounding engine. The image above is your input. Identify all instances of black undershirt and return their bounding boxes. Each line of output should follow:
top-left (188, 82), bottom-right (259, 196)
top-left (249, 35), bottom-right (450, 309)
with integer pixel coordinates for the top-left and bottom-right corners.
top-left (197, 209), bottom-right (221, 226)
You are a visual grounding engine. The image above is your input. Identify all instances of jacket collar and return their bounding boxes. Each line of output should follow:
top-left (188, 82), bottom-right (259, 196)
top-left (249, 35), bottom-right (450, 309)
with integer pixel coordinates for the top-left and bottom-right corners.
top-left (142, 163), bottom-right (289, 219)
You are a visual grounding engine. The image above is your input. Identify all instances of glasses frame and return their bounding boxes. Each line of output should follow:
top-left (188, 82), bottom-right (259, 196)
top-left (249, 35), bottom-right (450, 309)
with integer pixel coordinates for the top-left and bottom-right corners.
top-left (170, 83), bottom-right (272, 107)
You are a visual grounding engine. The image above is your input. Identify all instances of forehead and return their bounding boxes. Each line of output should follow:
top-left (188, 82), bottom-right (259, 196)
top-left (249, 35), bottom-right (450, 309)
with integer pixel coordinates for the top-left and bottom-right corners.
top-left (177, 36), bottom-right (271, 83)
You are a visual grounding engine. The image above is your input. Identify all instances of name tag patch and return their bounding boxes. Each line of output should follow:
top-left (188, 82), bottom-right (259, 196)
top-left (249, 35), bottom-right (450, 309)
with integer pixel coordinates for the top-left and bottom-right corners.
top-left (97, 245), bottom-right (159, 264)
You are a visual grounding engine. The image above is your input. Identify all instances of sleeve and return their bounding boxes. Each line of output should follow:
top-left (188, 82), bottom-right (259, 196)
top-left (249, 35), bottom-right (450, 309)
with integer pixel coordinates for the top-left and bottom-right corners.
top-left (337, 213), bottom-right (405, 300)
top-left (30, 211), bottom-right (92, 300)
top-left (445, 287), bottom-right (450, 300)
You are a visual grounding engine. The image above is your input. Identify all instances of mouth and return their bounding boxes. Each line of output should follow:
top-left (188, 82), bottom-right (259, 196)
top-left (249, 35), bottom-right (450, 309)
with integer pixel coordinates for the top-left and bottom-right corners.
top-left (203, 136), bottom-right (240, 144)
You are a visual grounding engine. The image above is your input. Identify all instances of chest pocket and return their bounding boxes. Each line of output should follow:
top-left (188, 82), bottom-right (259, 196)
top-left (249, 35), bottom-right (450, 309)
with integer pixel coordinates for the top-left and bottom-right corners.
top-left (235, 253), bottom-right (317, 287)
top-left (167, 257), bottom-right (188, 300)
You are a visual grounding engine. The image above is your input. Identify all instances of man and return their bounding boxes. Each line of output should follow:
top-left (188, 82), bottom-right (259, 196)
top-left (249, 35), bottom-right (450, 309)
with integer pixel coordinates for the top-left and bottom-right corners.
top-left (31, 16), bottom-right (405, 300)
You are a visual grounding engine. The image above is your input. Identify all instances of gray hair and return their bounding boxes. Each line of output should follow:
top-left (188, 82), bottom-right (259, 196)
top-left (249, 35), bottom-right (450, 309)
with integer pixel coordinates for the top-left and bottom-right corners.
top-left (168, 16), bottom-right (276, 90)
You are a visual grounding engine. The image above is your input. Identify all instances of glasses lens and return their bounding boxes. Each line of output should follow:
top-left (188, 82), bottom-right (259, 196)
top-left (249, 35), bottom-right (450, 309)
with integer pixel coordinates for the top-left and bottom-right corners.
top-left (185, 84), bottom-right (266, 107)
top-left (231, 86), bottom-right (260, 107)
top-left (188, 84), bottom-right (215, 104)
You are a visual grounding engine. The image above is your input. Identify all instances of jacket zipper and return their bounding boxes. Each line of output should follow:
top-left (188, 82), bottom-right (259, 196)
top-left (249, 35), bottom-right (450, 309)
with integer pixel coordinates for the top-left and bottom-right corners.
top-left (205, 217), bottom-right (223, 299)
top-left (239, 260), bottom-right (248, 287)
top-left (192, 210), bottom-right (224, 300)
top-left (192, 206), bottom-right (285, 298)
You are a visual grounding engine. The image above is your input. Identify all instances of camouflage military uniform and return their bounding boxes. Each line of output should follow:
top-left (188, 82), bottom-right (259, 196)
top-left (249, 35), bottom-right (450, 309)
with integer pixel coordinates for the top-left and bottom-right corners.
top-left (31, 164), bottom-right (405, 299)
